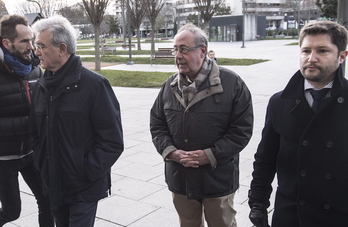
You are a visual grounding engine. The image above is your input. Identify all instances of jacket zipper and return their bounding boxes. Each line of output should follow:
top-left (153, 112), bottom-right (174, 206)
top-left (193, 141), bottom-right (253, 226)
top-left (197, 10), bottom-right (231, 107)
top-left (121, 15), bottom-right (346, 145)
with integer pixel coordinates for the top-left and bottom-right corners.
top-left (25, 81), bottom-right (31, 103)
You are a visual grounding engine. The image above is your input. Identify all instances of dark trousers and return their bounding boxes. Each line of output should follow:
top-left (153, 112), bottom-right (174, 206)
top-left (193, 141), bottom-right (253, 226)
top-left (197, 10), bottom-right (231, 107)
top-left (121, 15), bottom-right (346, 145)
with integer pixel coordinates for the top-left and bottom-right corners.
top-left (52, 201), bottom-right (98, 227)
top-left (0, 153), bottom-right (54, 227)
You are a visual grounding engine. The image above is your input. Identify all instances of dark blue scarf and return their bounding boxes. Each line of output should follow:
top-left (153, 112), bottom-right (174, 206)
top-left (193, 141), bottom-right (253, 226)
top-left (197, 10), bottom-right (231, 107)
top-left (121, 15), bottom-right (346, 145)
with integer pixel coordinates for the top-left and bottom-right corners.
top-left (1, 46), bottom-right (32, 77)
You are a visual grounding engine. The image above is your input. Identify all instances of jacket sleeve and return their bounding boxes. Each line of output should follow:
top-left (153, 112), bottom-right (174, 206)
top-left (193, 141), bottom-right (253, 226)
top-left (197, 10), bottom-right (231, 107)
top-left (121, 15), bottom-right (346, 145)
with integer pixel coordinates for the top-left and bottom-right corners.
top-left (85, 78), bottom-right (124, 182)
top-left (150, 82), bottom-right (177, 159)
top-left (249, 96), bottom-right (279, 207)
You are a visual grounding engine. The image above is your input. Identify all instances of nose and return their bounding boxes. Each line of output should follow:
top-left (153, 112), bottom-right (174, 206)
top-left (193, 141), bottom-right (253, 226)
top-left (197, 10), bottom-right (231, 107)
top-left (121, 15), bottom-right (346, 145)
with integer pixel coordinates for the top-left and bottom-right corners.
top-left (34, 48), bottom-right (41, 56)
top-left (28, 41), bottom-right (35, 50)
top-left (308, 52), bottom-right (318, 62)
top-left (174, 51), bottom-right (183, 58)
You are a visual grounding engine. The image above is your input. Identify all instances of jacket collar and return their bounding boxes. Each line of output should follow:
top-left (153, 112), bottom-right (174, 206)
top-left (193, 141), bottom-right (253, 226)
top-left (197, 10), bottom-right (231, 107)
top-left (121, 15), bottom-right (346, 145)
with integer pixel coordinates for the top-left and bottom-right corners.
top-left (39, 54), bottom-right (82, 94)
top-left (170, 61), bottom-right (222, 89)
top-left (283, 65), bottom-right (348, 127)
top-left (0, 45), bottom-right (41, 78)
top-left (170, 61), bottom-right (223, 109)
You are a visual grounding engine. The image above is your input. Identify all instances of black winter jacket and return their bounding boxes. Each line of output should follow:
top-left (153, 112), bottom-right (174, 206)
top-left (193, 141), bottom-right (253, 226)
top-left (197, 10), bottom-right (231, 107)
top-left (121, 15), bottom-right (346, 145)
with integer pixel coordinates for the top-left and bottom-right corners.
top-left (150, 63), bottom-right (253, 199)
top-left (0, 47), bottom-right (42, 156)
top-left (30, 55), bottom-right (123, 208)
top-left (249, 66), bottom-right (348, 227)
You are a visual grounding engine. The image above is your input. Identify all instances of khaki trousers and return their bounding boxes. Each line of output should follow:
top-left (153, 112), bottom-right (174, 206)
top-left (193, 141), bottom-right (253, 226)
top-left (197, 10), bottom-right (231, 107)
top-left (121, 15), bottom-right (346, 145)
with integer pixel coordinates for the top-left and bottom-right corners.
top-left (172, 192), bottom-right (237, 227)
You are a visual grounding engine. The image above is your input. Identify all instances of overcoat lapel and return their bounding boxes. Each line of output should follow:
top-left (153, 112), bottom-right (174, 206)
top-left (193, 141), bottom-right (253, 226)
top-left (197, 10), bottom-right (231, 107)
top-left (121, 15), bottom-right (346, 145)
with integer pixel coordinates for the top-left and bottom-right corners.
top-left (281, 70), bottom-right (313, 127)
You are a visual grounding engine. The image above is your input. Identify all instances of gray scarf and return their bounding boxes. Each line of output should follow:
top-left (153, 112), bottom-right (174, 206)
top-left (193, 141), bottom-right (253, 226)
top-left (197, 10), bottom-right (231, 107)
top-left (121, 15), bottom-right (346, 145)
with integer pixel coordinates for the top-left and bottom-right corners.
top-left (178, 58), bottom-right (213, 106)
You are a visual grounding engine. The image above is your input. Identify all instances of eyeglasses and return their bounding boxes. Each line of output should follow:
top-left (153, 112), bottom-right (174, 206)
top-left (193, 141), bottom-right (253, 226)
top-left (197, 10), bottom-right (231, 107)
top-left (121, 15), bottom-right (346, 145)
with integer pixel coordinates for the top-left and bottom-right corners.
top-left (171, 45), bottom-right (203, 55)
top-left (34, 43), bottom-right (49, 51)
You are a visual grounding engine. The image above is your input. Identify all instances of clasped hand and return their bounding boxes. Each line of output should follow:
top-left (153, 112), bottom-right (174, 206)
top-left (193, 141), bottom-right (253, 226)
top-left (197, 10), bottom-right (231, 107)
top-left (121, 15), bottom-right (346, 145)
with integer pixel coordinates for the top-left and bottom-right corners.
top-left (168, 149), bottom-right (210, 168)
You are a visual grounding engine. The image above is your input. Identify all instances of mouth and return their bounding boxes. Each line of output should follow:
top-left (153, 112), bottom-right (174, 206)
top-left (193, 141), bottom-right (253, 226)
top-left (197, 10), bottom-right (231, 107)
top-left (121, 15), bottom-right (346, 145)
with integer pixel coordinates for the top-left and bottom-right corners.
top-left (24, 52), bottom-right (31, 58)
top-left (304, 65), bottom-right (319, 71)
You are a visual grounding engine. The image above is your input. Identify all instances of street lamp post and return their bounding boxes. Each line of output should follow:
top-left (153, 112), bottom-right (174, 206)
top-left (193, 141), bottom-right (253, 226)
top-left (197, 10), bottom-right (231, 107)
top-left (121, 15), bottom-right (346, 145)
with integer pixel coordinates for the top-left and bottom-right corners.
top-left (241, 0), bottom-right (246, 48)
top-left (297, 0), bottom-right (301, 35)
top-left (126, 0), bottom-right (134, 65)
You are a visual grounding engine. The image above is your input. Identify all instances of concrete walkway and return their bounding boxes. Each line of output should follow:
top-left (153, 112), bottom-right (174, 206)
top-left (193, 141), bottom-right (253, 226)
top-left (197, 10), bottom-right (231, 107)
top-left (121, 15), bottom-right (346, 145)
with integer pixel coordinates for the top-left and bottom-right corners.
top-left (8, 39), bottom-right (346, 227)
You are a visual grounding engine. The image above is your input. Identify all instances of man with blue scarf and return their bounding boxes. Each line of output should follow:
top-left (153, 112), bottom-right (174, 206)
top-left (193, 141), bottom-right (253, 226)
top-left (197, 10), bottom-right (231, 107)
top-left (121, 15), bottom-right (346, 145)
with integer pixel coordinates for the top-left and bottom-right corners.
top-left (0, 15), bottom-right (54, 226)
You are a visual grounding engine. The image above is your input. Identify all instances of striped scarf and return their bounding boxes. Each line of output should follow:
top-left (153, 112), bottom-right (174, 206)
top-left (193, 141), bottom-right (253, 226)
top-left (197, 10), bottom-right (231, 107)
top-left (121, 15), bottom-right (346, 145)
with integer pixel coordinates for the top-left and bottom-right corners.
top-left (178, 57), bottom-right (213, 106)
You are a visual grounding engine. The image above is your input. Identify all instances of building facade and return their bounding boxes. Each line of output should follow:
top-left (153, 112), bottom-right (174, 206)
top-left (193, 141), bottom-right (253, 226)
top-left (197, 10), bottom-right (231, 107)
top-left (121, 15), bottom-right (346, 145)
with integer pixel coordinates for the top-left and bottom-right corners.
top-left (111, 0), bottom-right (321, 41)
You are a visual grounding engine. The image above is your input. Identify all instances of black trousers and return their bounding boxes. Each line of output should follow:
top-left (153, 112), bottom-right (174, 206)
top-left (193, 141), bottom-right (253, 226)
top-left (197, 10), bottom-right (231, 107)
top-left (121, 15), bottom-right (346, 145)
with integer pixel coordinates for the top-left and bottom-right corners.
top-left (0, 153), bottom-right (54, 227)
top-left (52, 201), bottom-right (98, 227)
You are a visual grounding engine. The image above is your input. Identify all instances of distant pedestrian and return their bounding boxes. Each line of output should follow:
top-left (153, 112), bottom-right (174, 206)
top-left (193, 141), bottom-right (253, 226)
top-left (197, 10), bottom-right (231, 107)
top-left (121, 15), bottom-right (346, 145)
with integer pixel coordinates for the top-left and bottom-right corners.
top-left (30, 15), bottom-right (124, 227)
top-left (150, 23), bottom-right (253, 227)
top-left (249, 21), bottom-right (348, 227)
top-left (208, 49), bottom-right (217, 63)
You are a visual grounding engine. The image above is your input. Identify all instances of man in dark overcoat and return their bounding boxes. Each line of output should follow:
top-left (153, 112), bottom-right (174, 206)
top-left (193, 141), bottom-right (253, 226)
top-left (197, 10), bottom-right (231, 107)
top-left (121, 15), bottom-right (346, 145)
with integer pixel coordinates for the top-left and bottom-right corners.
top-left (30, 16), bottom-right (123, 227)
top-left (248, 21), bottom-right (348, 227)
top-left (150, 23), bottom-right (253, 227)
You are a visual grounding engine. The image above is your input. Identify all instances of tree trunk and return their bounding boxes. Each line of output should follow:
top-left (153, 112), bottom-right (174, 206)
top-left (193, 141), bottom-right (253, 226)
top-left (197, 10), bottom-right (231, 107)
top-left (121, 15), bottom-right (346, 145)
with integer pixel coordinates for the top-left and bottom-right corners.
top-left (151, 28), bottom-right (155, 56)
top-left (122, 10), bottom-right (126, 44)
top-left (202, 21), bottom-right (209, 34)
top-left (94, 26), bottom-right (101, 71)
top-left (137, 30), bottom-right (141, 50)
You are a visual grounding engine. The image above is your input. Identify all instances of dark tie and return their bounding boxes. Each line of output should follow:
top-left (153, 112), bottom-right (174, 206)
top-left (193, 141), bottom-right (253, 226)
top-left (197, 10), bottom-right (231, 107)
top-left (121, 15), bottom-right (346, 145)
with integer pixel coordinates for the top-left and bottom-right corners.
top-left (309, 88), bottom-right (330, 112)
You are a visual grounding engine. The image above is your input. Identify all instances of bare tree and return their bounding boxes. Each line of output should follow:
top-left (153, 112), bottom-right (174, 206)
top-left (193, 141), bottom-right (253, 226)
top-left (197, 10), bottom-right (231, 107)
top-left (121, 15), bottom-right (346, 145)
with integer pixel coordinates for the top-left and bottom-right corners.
top-left (161, 2), bottom-right (173, 37)
top-left (82, 0), bottom-right (109, 71)
top-left (144, 0), bottom-right (165, 56)
top-left (0, 0), bottom-right (8, 19)
top-left (119, 0), bottom-right (127, 43)
top-left (284, 0), bottom-right (303, 33)
top-left (58, 4), bottom-right (89, 25)
top-left (194, 0), bottom-right (225, 32)
top-left (129, 0), bottom-right (146, 50)
top-left (15, 0), bottom-right (64, 18)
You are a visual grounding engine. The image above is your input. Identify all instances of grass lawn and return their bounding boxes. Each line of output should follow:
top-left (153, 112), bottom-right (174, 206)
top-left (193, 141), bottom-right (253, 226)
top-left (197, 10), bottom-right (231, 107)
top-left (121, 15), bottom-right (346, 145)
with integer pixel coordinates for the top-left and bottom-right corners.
top-left (81, 55), bottom-right (268, 66)
top-left (78, 39), bottom-right (269, 88)
top-left (99, 70), bottom-right (173, 88)
top-left (81, 57), bottom-right (268, 88)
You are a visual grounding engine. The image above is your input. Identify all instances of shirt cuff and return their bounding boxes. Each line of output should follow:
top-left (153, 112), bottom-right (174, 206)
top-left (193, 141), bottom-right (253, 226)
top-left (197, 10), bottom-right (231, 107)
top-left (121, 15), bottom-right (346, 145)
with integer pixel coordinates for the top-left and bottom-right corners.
top-left (162, 145), bottom-right (177, 161)
top-left (204, 148), bottom-right (217, 168)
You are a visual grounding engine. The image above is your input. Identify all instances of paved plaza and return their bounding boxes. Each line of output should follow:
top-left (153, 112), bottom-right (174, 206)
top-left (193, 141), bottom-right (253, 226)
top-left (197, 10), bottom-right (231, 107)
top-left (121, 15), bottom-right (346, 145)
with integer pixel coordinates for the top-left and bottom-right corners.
top-left (7, 39), bottom-right (347, 227)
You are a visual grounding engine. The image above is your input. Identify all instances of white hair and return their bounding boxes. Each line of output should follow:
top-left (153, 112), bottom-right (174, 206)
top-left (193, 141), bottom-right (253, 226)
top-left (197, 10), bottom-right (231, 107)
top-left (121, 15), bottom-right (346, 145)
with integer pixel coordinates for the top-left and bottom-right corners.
top-left (31, 15), bottom-right (77, 54)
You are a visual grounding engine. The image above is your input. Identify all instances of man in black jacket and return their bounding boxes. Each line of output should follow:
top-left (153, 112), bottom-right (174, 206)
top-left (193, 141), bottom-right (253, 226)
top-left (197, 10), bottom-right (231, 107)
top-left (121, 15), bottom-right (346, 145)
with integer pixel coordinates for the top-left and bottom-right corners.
top-left (0, 15), bottom-right (54, 226)
top-left (30, 15), bottom-right (124, 227)
top-left (249, 21), bottom-right (348, 227)
top-left (150, 23), bottom-right (253, 227)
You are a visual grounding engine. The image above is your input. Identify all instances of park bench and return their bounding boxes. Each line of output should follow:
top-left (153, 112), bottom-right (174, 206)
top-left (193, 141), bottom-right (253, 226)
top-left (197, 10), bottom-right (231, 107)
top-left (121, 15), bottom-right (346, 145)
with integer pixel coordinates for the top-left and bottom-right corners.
top-left (102, 46), bottom-right (117, 54)
top-left (121, 44), bottom-right (136, 49)
top-left (151, 48), bottom-right (174, 65)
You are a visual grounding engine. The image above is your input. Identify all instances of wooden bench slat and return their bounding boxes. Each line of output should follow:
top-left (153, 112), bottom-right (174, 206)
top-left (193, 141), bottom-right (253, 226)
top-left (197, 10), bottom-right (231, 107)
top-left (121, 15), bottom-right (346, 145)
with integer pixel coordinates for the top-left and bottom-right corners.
top-left (152, 48), bottom-right (174, 59)
top-left (121, 44), bottom-right (136, 49)
top-left (102, 46), bottom-right (117, 54)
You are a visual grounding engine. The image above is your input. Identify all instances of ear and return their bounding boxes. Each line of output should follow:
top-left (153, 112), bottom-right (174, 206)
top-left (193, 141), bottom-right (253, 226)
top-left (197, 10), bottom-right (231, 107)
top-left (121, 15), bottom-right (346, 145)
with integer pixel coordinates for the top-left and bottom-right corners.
top-left (201, 45), bottom-right (207, 58)
top-left (59, 43), bottom-right (68, 55)
top-left (2, 38), bottom-right (11, 50)
top-left (339, 50), bottom-right (348, 64)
